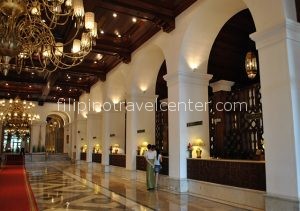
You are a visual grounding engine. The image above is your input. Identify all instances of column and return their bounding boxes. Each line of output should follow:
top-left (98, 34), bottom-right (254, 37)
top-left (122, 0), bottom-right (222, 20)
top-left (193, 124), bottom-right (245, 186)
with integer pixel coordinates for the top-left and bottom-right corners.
top-left (100, 110), bottom-right (110, 172)
top-left (75, 119), bottom-right (87, 161)
top-left (251, 19), bottom-right (300, 208)
top-left (164, 71), bottom-right (212, 192)
top-left (86, 112), bottom-right (101, 162)
top-left (126, 94), bottom-right (156, 172)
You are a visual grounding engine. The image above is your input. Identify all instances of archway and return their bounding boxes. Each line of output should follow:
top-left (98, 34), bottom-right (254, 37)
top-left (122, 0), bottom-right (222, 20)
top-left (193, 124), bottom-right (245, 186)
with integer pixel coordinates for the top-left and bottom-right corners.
top-left (45, 114), bottom-right (64, 153)
top-left (207, 9), bottom-right (264, 160)
top-left (155, 60), bottom-right (168, 156)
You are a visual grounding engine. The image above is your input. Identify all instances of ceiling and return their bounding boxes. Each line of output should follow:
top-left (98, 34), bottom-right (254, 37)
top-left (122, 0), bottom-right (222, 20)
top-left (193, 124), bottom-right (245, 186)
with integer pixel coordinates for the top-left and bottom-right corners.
top-left (0, 0), bottom-right (196, 104)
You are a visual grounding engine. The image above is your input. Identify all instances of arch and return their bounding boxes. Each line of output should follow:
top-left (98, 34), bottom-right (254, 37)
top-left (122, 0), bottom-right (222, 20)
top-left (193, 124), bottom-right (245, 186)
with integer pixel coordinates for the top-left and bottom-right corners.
top-left (46, 111), bottom-right (70, 126)
top-left (126, 43), bottom-right (165, 96)
top-left (45, 114), bottom-right (64, 153)
top-left (179, 0), bottom-right (247, 73)
top-left (207, 9), bottom-right (259, 87)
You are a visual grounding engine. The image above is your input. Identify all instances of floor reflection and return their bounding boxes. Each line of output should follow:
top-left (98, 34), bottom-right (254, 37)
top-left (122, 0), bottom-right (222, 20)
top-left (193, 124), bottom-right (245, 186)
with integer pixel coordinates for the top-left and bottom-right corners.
top-left (26, 162), bottom-right (248, 211)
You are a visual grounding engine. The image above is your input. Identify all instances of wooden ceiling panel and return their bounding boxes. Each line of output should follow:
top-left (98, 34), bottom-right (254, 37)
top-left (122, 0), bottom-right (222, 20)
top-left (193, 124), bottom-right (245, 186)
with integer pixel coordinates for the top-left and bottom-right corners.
top-left (0, 0), bottom-right (196, 104)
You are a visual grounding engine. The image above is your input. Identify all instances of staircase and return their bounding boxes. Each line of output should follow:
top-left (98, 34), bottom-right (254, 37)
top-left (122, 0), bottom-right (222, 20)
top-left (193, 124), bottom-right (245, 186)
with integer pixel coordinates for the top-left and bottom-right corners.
top-left (47, 153), bottom-right (71, 161)
top-left (25, 153), bottom-right (71, 162)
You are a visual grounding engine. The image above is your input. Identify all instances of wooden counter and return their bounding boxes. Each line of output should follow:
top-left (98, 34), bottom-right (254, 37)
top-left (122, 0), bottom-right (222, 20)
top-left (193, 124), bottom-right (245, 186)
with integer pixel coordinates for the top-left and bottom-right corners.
top-left (92, 153), bottom-right (102, 163)
top-left (187, 158), bottom-right (266, 191)
top-left (109, 154), bottom-right (126, 167)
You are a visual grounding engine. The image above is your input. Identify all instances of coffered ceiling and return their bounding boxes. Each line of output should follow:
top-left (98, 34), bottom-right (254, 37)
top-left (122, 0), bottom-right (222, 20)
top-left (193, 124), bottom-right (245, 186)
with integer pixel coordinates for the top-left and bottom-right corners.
top-left (0, 0), bottom-right (196, 104)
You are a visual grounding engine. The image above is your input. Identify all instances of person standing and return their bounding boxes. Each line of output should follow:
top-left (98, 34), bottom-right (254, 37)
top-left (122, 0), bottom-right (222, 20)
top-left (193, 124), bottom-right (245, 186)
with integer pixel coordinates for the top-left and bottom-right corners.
top-left (154, 148), bottom-right (162, 189)
top-left (144, 144), bottom-right (156, 190)
top-left (20, 139), bottom-right (26, 156)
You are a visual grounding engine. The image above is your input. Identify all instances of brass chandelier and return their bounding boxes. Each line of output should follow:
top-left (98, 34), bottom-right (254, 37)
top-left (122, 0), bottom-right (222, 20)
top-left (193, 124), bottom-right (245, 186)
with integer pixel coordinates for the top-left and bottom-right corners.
top-left (0, 97), bottom-right (40, 134)
top-left (0, 0), bottom-right (97, 76)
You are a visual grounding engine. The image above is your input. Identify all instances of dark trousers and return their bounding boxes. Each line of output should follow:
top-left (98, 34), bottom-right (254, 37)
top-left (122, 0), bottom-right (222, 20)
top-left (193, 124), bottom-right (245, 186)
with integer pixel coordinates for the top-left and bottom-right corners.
top-left (20, 148), bottom-right (25, 156)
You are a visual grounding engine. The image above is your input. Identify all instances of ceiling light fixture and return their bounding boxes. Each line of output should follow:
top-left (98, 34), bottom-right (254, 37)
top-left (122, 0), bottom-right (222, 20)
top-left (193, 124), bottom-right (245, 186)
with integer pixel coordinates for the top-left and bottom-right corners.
top-left (0, 0), bottom-right (98, 77)
top-left (113, 13), bottom-right (117, 18)
top-left (132, 17), bottom-right (137, 23)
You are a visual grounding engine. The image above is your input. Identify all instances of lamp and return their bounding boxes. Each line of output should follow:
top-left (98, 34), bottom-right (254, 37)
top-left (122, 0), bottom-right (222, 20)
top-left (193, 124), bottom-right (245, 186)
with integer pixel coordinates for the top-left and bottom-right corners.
top-left (245, 51), bottom-right (258, 79)
top-left (0, 97), bottom-right (40, 135)
top-left (194, 138), bottom-right (204, 158)
top-left (0, 0), bottom-right (97, 77)
top-left (113, 144), bottom-right (119, 154)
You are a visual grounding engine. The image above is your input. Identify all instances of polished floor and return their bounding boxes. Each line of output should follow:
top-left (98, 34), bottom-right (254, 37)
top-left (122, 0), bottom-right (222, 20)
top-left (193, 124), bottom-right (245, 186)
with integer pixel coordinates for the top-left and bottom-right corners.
top-left (26, 162), bottom-right (247, 211)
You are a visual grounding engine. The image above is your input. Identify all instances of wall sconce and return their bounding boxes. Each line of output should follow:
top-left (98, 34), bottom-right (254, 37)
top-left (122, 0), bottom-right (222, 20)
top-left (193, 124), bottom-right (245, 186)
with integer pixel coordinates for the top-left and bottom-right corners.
top-left (245, 51), bottom-right (258, 79)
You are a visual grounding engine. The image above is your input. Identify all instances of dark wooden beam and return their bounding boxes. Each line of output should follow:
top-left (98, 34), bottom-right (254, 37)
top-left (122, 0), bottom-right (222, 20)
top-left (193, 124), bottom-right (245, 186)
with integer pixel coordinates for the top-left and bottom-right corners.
top-left (89, 0), bottom-right (175, 32)
top-left (92, 41), bottom-right (132, 64)
top-left (53, 82), bottom-right (90, 92)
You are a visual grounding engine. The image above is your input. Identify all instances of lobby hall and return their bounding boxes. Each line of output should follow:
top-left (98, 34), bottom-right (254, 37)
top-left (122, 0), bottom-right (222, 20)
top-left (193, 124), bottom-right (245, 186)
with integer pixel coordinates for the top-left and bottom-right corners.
top-left (0, 0), bottom-right (300, 210)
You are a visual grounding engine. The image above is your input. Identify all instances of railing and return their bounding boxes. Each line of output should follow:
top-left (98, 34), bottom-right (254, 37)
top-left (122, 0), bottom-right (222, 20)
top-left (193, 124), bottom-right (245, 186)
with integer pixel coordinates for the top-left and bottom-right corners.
top-left (187, 158), bottom-right (266, 191)
top-left (109, 154), bottom-right (126, 167)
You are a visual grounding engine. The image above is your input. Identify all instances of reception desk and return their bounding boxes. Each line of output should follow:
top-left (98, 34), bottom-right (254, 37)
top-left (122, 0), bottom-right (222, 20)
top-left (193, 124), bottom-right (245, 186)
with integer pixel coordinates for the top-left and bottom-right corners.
top-left (109, 154), bottom-right (126, 167)
top-left (80, 152), bottom-right (86, 161)
top-left (92, 153), bottom-right (102, 163)
top-left (187, 158), bottom-right (266, 191)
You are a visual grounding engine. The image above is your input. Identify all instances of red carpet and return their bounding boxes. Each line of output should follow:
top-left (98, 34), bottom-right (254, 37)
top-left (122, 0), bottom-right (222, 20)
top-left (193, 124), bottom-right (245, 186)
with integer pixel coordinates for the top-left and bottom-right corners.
top-left (0, 165), bottom-right (38, 211)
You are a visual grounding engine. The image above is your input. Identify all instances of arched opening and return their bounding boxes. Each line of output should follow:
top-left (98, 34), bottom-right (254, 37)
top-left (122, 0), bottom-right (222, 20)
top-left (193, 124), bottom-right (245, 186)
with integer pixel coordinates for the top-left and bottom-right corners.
top-left (208, 9), bottom-right (264, 160)
top-left (45, 114), bottom-right (64, 153)
top-left (155, 60), bottom-right (169, 156)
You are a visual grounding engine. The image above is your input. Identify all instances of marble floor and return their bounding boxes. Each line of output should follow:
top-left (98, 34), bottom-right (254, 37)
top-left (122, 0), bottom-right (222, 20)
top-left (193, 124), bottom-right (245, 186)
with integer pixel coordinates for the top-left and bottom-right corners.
top-left (26, 162), bottom-right (248, 211)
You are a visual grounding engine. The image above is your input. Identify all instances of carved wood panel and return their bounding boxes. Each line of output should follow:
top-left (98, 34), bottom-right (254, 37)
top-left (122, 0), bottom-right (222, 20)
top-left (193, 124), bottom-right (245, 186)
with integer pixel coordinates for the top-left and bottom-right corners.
top-left (209, 83), bottom-right (264, 160)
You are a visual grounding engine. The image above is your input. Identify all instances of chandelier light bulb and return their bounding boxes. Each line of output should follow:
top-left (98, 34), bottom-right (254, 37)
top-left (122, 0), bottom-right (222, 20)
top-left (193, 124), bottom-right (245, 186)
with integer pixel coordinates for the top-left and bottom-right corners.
top-left (73, 0), bottom-right (85, 18)
top-left (55, 42), bottom-right (64, 57)
top-left (91, 22), bottom-right (98, 38)
top-left (72, 39), bottom-right (81, 53)
top-left (85, 12), bottom-right (95, 30)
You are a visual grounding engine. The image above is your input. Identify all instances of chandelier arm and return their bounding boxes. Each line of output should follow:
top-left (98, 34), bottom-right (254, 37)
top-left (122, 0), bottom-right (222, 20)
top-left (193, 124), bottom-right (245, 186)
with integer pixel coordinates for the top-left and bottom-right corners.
top-left (43, 8), bottom-right (72, 29)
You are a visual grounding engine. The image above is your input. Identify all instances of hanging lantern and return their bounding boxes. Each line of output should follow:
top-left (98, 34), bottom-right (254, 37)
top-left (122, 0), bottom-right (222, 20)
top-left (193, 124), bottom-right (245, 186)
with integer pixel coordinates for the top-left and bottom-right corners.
top-left (245, 51), bottom-right (257, 79)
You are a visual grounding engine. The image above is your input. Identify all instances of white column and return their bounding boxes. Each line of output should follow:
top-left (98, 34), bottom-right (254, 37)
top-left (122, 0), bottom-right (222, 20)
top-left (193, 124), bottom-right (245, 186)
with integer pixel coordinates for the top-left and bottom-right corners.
top-left (251, 19), bottom-right (300, 204)
top-left (75, 119), bottom-right (87, 161)
top-left (164, 71), bottom-right (212, 192)
top-left (101, 110), bottom-right (110, 171)
top-left (86, 112), bottom-right (101, 162)
top-left (125, 94), bottom-right (156, 171)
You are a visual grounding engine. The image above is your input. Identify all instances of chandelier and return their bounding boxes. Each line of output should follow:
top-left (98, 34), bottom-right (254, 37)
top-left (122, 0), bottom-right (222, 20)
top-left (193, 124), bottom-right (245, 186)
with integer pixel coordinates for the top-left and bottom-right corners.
top-left (245, 51), bottom-right (258, 79)
top-left (0, 97), bottom-right (40, 134)
top-left (0, 0), bottom-right (97, 76)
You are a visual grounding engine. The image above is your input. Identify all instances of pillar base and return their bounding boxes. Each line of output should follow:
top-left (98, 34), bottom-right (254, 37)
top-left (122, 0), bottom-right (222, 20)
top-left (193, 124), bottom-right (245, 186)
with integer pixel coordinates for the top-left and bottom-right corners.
top-left (265, 194), bottom-right (300, 211)
top-left (165, 177), bottom-right (188, 193)
top-left (101, 164), bottom-right (110, 173)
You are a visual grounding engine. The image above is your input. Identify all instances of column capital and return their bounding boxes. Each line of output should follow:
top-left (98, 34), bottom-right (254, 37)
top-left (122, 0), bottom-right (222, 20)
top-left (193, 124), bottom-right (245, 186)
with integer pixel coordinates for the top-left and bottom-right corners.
top-left (251, 19), bottom-right (300, 49)
top-left (164, 71), bottom-right (212, 87)
top-left (210, 80), bottom-right (235, 92)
